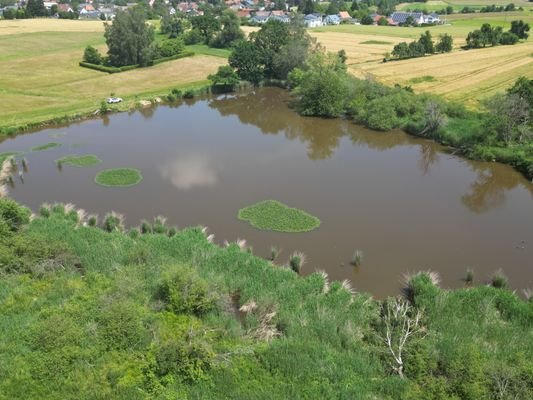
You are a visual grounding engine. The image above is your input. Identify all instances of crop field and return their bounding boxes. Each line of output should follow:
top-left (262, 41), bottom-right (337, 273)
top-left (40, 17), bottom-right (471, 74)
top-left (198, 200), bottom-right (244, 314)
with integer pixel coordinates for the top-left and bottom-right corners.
top-left (313, 11), bottom-right (533, 105)
top-left (397, 1), bottom-right (533, 12)
top-left (0, 19), bottom-right (225, 132)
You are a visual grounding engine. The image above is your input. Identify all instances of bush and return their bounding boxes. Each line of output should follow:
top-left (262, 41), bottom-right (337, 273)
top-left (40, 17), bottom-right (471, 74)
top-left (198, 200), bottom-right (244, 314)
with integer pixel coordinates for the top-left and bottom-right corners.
top-left (156, 268), bottom-right (215, 315)
top-left (0, 198), bottom-right (30, 232)
top-left (157, 38), bottom-right (185, 57)
top-left (184, 28), bottom-right (203, 45)
top-left (365, 97), bottom-right (400, 131)
top-left (83, 45), bottom-right (102, 65)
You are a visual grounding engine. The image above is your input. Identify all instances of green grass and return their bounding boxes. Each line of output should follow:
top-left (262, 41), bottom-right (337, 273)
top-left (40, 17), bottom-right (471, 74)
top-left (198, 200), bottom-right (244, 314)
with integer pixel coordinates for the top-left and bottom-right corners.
top-left (0, 20), bottom-right (226, 135)
top-left (238, 200), bottom-right (321, 233)
top-left (0, 197), bottom-right (531, 398)
top-left (94, 168), bottom-right (143, 187)
top-left (31, 142), bottom-right (61, 152)
top-left (409, 75), bottom-right (437, 84)
top-left (360, 40), bottom-right (394, 45)
top-left (55, 154), bottom-right (102, 167)
top-left (185, 44), bottom-right (231, 58)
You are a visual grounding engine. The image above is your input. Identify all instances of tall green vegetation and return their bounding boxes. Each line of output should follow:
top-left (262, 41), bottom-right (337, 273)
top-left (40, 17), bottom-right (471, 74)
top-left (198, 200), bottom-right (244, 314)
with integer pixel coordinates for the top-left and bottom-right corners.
top-left (229, 17), bottom-right (316, 84)
top-left (0, 197), bottom-right (531, 398)
top-left (289, 52), bottom-right (533, 179)
top-left (391, 31), bottom-right (452, 60)
top-left (465, 22), bottom-right (526, 49)
top-left (104, 7), bottom-right (155, 67)
top-left (209, 10), bottom-right (244, 49)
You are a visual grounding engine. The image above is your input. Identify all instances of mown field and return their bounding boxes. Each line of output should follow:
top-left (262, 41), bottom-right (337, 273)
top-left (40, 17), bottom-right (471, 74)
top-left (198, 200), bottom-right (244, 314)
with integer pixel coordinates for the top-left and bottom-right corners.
top-left (0, 19), bottom-right (225, 132)
top-left (312, 10), bottom-right (533, 105)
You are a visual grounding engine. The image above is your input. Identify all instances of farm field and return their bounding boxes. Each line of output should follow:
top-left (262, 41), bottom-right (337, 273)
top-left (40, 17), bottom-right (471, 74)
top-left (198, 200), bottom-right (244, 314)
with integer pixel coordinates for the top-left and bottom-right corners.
top-left (397, 0), bottom-right (533, 12)
top-left (0, 19), bottom-right (225, 132)
top-left (312, 10), bottom-right (533, 105)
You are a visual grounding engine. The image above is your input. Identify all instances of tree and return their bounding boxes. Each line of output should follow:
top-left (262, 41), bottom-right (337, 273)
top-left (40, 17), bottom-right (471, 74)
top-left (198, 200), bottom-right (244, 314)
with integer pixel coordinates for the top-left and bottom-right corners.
top-left (377, 16), bottom-right (388, 26)
top-left (326, 0), bottom-right (340, 15)
top-left (361, 14), bottom-right (374, 25)
top-left (435, 34), bottom-right (453, 53)
top-left (25, 0), bottom-right (47, 17)
top-left (418, 31), bottom-right (434, 54)
top-left (298, 0), bottom-right (315, 15)
top-left (161, 15), bottom-right (190, 38)
top-left (507, 76), bottom-right (533, 111)
top-left (229, 40), bottom-right (264, 84)
top-left (209, 10), bottom-right (244, 48)
top-left (208, 65), bottom-right (240, 91)
top-left (510, 20), bottom-right (530, 39)
top-left (191, 15), bottom-right (221, 44)
top-left (378, 297), bottom-right (426, 378)
top-left (104, 7), bottom-right (155, 67)
top-left (392, 42), bottom-right (410, 59)
top-left (500, 31), bottom-right (519, 45)
top-left (485, 93), bottom-right (531, 145)
top-left (83, 45), bottom-right (102, 65)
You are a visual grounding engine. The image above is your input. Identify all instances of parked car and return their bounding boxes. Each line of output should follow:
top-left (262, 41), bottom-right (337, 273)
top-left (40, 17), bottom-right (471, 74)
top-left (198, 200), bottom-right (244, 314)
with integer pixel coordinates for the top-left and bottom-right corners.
top-left (107, 97), bottom-right (123, 104)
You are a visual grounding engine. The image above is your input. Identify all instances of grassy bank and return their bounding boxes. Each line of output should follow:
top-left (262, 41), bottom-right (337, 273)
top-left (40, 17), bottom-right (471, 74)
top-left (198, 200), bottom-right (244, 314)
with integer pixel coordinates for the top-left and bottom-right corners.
top-left (0, 20), bottom-right (226, 135)
top-left (0, 197), bottom-right (531, 399)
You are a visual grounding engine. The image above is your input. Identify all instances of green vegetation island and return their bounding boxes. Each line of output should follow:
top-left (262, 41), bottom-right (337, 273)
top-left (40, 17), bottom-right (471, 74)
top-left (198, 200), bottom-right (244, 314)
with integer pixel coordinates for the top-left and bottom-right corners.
top-left (1, 2), bottom-right (533, 398)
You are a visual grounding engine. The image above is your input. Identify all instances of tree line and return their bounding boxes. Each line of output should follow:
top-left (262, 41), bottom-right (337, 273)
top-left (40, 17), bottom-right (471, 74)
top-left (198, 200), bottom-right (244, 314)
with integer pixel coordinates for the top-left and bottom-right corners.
top-left (465, 20), bottom-right (530, 48)
top-left (390, 31), bottom-right (453, 60)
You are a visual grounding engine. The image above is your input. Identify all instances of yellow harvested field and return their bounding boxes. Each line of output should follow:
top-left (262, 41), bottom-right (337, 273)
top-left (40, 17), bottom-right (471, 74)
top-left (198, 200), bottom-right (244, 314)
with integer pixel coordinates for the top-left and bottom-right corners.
top-left (0, 19), bottom-right (104, 35)
top-left (348, 42), bottom-right (533, 105)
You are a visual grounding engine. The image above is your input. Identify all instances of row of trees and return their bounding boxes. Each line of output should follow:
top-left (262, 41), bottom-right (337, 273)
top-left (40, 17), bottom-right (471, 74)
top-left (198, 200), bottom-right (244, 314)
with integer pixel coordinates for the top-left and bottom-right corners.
top-left (391, 31), bottom-right (453, 60)
top-left (465, 20), bottom-right (529, 48)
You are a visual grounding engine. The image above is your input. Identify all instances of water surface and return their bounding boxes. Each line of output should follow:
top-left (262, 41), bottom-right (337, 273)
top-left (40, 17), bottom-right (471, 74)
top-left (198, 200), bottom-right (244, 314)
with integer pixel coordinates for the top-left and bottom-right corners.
top-left (2, 87), bottom-right (532, 297)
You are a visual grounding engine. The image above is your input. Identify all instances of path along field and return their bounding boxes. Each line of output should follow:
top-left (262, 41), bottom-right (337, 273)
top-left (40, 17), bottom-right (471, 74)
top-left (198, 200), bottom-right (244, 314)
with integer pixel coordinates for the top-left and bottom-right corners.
top-left (0, 19), bottom-right (225, 132)
top-left (309, 11), bottom-right (533, 106)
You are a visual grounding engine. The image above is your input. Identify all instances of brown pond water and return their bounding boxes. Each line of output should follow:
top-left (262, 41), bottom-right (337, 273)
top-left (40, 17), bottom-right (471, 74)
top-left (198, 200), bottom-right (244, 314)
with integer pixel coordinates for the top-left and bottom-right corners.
top-left (2, 87), bottom-right (533, 297)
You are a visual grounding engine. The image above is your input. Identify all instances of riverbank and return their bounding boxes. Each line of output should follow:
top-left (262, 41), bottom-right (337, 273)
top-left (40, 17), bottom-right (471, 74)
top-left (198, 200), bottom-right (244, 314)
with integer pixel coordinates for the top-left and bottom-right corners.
top-left (0, 196), bottom-right (531, 398)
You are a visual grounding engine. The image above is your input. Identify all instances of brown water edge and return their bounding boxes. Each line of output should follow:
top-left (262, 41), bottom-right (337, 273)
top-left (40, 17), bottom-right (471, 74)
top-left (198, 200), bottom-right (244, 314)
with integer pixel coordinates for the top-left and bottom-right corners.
top-left (1, 87), bottom-right (532, 298)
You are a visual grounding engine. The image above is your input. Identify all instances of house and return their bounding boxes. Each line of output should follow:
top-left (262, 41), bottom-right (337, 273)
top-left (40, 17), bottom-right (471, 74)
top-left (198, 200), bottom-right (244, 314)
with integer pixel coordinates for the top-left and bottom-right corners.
top-left (270, 14), bottom-right (290, 23)
top-left (249, 14), bottom-right (269, 24)
top-left (390, 12), bottom-right (441, 25)
top-left (43, 1), bottom-right (57, 10)
top-left (304, 14), bottom-right (323, 28)
top-left (324, 15), bottom-right (340, 25)
top-left (57, 3), bottom-right (73, 12)
top-left (237, 9), bottom-right (252, 18)
top-left (338, 11), bottom-right (350, 21)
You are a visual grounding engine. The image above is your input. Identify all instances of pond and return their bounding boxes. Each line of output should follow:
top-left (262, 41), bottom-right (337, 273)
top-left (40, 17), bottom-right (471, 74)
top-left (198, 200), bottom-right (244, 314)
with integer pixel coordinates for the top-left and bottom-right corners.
top-left (2, 87), bottom-right (532, 297)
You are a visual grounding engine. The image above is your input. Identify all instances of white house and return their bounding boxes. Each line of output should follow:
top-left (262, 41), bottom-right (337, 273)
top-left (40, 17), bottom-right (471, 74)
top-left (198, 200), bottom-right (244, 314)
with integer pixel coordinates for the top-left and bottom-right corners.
top-left (304, 14), bottom-right (323, 28)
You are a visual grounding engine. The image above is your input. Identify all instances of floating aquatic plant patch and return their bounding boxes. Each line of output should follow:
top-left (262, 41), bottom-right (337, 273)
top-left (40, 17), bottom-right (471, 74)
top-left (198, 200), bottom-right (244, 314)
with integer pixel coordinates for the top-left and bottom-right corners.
top-left (31, 142), bottom-right (61, 152)
top-left (238, 200), bottom-right (320, 233)
top-left (95, 168), bottom-right (142, 187)
top-left (56, 155), bottom-right (102, 167)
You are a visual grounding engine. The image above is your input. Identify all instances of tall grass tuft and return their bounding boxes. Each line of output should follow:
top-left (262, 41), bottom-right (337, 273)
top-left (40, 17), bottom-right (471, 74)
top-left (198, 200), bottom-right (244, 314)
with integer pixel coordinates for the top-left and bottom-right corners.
top-left (0, 184), bottom-right (8, 198)
top-left (103, 211), bottom-right (125, 233)
top-left (39, 203), bottom-right (51, 218)
top-left (236, 238), bottom-right (247, 251)
top-left (21, 158), bottom-right (28, 172)
top-left (465, 269), bottom-right (474, 285)
top-left (152, 216), bottom-right (167, 234)
top-left (87, 214), bottom-right (98, 227)
top-left (0, 158), bottom-right (14, 183)
top-left (341, 279), bottom-right (356, 295)
top-left (318, 270), bottom-right (330, 294)
top-left (140, 220), bottom-right (152, 234)
top-left (51, 203), bottom-right (65, 215)
top-left (491, 270), bottom-right (508, 289)
top-left (168, 227), bottom-right (177, 237)
top-left (76, 209), bottom-right (87, 226)
top-left (351, 250), bottom-right (363, 267)
top-left (128, 228), bottom-right (140, 239)
top-left (524, 288), bottom-right (532, 301)
top-left (270, 246), bottom-right (280, 261)
top-left (289, 251), bottom-right (306, 274)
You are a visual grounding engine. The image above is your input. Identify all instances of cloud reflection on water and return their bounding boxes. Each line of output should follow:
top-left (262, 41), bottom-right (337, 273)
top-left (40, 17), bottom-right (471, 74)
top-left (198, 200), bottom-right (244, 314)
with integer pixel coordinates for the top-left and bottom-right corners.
top-left (159, 155), bottom-right (218, 190)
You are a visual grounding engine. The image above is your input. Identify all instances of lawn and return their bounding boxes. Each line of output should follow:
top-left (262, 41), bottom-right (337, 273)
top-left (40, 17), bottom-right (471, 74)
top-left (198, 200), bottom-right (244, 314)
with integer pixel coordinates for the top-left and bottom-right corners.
top-left (0, 19), bottom-right (226, 134)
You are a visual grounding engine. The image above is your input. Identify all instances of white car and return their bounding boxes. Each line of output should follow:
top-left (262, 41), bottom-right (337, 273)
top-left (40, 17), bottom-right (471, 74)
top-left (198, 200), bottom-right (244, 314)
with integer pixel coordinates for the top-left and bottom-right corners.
top-left (107, 97), bottom-right (123, 104)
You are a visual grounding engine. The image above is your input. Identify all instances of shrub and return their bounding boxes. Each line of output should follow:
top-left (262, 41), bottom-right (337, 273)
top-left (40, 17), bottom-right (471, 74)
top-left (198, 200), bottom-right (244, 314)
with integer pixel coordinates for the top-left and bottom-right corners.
top-left (156, 268), bottom-right (215, 315)
top-left (83, 45), bottom-right (102, 65)
top-left (102, 212), bottom-right (125, 232)
top-left (157, 38), bottom-right (185, 57)
top-left (183, 90), bottom-right (195, 99)
top-left (491, 270), bottom-right (508, 289)
top-left (184, 28), bottom-right (203, 45)
top-left (154, 339), bottom-right (213, 383)
top-left (0, 198), bottom-right (30, 232)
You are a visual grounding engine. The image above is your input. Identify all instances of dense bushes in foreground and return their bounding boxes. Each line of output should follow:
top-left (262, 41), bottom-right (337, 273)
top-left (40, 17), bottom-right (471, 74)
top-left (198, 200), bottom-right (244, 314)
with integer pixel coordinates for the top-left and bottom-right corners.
top-left (0, 197), bottom-right (532, 399)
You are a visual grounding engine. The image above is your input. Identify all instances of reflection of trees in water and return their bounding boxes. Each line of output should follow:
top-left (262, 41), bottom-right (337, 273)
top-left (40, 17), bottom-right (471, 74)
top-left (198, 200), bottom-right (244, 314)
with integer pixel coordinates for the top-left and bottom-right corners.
top-left (461, 164), bottom-right (533, 213)
top-left (208, 87), bottom-right (533, 207)
top-left (418, 142), bottom-right (439, 176)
